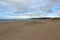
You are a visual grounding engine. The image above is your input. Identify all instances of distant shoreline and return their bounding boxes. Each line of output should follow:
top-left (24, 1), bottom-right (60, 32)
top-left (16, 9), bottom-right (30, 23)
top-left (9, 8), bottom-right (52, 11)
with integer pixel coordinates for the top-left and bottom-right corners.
top-left (0, 18), bottom-right (60, 22)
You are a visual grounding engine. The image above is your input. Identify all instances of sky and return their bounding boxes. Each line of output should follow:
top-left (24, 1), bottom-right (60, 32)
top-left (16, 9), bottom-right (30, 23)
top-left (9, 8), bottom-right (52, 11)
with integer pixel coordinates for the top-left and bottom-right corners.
top-left (0, 0), bottom-right (60, 19)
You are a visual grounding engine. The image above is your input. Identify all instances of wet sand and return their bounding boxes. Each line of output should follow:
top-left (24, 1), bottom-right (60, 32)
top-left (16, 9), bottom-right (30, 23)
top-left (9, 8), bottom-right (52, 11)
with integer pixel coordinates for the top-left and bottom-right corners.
top-left (0, 19), bottom-right (60, 40)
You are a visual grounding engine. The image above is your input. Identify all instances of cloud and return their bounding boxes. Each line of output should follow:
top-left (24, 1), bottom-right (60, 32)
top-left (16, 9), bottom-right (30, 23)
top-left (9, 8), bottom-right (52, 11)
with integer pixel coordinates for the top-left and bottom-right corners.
top-left (0, 0), bottom-right (49, 12)
top-left (49, 0), bottom-right (60, 6)
top-left (0, 15), bottom-right (40, 19)
top-left (0, 0), bottom-right (60, 11)
top-left (0, 0), bottom-right (60, 19)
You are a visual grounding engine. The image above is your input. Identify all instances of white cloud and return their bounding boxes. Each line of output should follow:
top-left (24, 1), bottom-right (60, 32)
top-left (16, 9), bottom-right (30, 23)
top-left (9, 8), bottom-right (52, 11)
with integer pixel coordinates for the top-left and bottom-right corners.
top-left (0, 0), bottom-right (60, 19)
top-left (0, 0), bottom-right (60, 12)
top-left (0, 15), bottom-right (41, 19)
top-left (0, 0), bottom-right (49, 12)
top-left (0, 15), bottom-right (31, 19)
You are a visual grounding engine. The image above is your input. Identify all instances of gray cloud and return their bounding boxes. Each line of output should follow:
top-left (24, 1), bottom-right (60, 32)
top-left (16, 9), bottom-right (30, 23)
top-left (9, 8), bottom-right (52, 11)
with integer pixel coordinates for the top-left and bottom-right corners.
top-left (0, 0), bottom-right (60, 17)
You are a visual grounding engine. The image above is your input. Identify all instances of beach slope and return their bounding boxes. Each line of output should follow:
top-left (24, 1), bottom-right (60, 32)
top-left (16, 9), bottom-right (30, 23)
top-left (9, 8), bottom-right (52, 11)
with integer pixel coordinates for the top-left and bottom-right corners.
top-left (0, 19), bottom-right (60, 40)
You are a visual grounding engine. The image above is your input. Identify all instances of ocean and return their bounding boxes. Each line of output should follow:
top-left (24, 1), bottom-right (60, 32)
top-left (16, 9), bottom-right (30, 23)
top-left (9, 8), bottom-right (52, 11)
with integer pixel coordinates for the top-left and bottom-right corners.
top-left (0, 19), bottom-right (32, 22)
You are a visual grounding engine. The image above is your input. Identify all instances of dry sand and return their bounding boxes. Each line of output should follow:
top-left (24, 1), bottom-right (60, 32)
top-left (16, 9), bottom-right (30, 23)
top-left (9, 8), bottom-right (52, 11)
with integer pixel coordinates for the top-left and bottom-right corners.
top-left (0, 19), bottom-right (60, 40)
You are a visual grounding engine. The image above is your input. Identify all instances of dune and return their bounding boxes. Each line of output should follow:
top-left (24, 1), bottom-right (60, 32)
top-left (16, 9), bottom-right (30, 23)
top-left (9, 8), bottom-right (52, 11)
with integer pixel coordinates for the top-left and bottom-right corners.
top-left (0, 19), bottom-right (60, 40)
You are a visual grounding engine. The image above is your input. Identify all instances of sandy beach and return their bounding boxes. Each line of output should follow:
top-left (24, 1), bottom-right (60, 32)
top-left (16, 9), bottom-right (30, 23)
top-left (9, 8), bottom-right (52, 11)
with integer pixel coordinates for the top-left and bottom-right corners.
top-left (0, 19), bottom-right (60, 40)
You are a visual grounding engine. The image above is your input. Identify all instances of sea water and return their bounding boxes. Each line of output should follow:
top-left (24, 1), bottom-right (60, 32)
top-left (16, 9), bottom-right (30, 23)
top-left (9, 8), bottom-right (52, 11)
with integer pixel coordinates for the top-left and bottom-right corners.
top-left (0, 19), bottom-right (32, 22)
